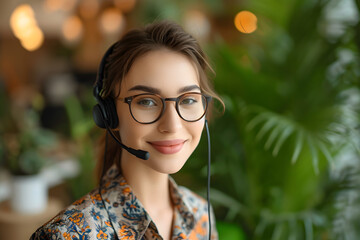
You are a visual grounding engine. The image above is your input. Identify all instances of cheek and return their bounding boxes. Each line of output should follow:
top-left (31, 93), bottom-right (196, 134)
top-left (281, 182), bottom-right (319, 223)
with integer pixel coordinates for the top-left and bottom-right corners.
top-left (188, 120), bottom-right (205, 146)
top-left (117, 105), bottom-right (152, 147)
top-left (117, 105), bottom-right (139, 142)
top-left (119, 120), bottom-right (138, 143)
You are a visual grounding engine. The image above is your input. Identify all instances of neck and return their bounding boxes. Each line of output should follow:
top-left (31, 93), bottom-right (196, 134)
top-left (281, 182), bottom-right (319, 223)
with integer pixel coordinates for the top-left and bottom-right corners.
top-left (120, 152), bottom-right (173, 211)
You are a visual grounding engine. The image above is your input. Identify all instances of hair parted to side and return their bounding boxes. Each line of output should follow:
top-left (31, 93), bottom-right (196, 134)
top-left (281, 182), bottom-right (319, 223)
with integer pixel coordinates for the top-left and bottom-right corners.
top-left (96, 20), bottom-right (224, 183)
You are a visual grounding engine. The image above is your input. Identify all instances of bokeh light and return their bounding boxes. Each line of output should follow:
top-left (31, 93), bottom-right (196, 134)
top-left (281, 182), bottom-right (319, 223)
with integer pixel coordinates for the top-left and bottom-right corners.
top-left (10, 4), bottom-right (37, 39)
top-left (10, 4), bottom-right (44, 51)
top-left (183, 10), bottom-right (210, 40)
top-left (20, 27), bottom-right (44, 51)
top-left (234, 10), bottom-right (257, 34)
top-left (62, 15), bottom-right (83, 43)
top-left (99, 8), bottom-right (125, 35)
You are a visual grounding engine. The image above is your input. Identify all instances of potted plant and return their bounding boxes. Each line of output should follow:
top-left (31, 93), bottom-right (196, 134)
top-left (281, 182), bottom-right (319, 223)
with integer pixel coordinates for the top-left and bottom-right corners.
top-left (0, 94), bottom-right (57, 214)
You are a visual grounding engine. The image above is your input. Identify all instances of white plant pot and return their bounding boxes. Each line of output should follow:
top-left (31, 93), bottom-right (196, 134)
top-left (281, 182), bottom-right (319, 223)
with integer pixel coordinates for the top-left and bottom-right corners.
top-left (10, 174), bottom-right (48, 214)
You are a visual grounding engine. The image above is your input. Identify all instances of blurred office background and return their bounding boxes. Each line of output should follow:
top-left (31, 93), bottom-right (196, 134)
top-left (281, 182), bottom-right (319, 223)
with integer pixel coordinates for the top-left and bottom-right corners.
top-left (0, 0), bottom-right (360, 239)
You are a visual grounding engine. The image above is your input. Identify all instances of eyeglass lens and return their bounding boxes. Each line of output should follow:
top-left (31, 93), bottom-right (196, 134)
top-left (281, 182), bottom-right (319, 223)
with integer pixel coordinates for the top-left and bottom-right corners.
top-left (130, 93), bottom-right (207, 123)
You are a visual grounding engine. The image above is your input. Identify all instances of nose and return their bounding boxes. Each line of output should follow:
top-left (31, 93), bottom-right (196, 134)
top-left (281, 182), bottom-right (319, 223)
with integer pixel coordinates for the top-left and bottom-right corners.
top-left (157, 102), bottom-right (183, 133)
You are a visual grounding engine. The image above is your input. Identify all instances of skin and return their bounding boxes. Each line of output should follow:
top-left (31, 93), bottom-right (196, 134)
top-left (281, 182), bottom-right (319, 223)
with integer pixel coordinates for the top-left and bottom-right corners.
top-left (115, 49), bottom-right (205, 240)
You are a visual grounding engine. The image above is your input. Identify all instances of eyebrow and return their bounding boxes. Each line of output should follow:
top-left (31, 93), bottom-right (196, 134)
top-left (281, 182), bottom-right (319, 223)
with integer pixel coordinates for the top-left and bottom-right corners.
top-left (128, 85), bottom-right (161, 94)
top-left (128, 85), bottom-right (201, 94)
top-left (178, 85), bottom-right (201, 94)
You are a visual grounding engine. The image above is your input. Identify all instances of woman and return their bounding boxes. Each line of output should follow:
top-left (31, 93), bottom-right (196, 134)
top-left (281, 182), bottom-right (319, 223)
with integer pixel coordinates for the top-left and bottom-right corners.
top-left (31, 20), bottom-right (223, 240)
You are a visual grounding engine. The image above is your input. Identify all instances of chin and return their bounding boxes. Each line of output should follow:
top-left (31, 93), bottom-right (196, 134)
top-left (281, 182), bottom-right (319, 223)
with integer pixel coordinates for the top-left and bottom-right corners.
top-left (158, 168), bottom-right (182, 175)
top-left (149, 156), bottom-right (188, 175)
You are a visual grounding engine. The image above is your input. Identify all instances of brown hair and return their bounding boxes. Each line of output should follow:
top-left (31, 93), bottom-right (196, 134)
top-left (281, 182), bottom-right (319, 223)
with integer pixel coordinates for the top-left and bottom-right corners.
top-left (96, 20), bottom-right (224, 183)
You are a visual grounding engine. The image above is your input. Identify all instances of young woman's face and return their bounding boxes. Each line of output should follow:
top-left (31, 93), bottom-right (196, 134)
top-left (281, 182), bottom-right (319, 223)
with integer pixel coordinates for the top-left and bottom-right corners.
top-left (116, 49), bottom-right (205, 174)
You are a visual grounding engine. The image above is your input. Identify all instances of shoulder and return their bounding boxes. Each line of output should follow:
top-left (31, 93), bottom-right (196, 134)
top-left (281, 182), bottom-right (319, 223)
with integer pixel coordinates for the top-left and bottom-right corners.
top-left (177, 186), bottom-right (218, 239)
top-left (30, 188), bottom-right (112, 240)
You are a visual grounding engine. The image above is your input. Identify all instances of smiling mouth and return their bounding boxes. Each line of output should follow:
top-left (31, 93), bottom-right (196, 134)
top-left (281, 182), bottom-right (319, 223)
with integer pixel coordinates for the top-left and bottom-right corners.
top-left (148, 140), bottom-right (186, 154)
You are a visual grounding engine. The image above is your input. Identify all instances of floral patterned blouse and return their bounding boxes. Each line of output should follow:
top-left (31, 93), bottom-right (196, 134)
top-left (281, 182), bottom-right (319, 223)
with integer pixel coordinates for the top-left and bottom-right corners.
top-left (30, 164), bottom-right (218, 240)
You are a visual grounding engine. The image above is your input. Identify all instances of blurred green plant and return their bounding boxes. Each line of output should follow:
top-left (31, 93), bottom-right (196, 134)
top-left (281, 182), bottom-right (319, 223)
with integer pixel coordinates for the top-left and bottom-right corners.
top-left (178, 0), bottom-right (360, 239)
top-left (0, 86), bottom-right (57, 175)
top-left (217, 221), bottom-right (246, 240)
top-left (2, 109), bottom-right (57, 175)
top-left (64, 94), bottom-right (99, 200)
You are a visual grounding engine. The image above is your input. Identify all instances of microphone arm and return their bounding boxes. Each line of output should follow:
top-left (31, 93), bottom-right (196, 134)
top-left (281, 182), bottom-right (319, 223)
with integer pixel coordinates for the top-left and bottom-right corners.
top-left (106, 129), bottom-right (150, 160)
top-left (98, 111), bottom-right (150, 160)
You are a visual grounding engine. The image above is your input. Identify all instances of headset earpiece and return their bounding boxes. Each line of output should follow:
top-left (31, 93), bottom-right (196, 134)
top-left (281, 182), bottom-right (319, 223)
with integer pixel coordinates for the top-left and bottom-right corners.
top-left (93, 104), bottom-right (105, 129)
top-left (92, 97), bottom-right (118, 129)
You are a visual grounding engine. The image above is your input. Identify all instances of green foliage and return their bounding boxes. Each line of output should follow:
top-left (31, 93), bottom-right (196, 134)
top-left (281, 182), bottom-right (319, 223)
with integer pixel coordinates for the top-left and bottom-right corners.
top-left (0, 105), bottom-right (57, 175)
top-left (0, 80), bottom-right (58, 176)
top-left (217, 221), bottom-right (246, 240)
top-left (179, 0), bottom-right (360, 239)
top-left (64, 95), bottom-right (98, 200)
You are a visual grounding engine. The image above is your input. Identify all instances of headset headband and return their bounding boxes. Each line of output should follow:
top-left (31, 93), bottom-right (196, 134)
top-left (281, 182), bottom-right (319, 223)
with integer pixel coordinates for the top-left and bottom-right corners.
top-left (94, 43), bottom-right (118, 100)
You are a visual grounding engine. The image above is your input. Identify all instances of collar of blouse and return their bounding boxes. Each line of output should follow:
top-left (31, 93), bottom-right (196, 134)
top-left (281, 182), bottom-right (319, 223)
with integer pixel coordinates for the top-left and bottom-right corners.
top-left (99, 165), bottom-right (195, 239)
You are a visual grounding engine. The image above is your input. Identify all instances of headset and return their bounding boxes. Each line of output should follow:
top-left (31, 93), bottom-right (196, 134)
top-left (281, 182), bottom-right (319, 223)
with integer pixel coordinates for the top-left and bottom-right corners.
top-left (93, 42), bottom-right (212, 240)
top-left (93, 43), bottom-right (149, 160)
top-left (93, 43), bottom-right (118, 130)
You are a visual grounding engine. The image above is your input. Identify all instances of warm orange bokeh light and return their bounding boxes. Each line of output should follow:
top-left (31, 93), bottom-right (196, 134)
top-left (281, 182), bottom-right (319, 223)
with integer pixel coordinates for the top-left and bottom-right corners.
top-left (20, 27), bottom-right (44, 51)
top-left (99, 8), bottom-right (125, 35)
top-left (11, 17), bottom-right (38, 39)
top-left (10, 4), bottom-right (44, 51)
top-left (62, 15), bottom-right (83, 43)
top-left (10, 4), bottom-right (37, 39)
top-left (234, 11), bottom-right (257, 34)
top-left (10, 4), bottom-right (35, 19)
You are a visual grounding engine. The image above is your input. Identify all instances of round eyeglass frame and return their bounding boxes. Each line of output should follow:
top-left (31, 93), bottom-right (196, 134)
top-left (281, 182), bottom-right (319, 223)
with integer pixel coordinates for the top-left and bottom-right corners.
top-left (118, 92), bottom-right (212, 124)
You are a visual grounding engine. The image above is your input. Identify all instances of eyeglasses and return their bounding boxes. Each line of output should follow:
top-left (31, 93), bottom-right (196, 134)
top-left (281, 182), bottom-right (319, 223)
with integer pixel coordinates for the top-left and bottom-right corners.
top-left (119, 92), bottom-right (211, 124)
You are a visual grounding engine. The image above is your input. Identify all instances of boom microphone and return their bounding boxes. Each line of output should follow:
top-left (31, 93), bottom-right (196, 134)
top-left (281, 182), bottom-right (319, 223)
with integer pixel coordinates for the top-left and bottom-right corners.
top-left (97, 108), bottom-right (150, 160)
top-left (106, 129), bottom-right (150, 160)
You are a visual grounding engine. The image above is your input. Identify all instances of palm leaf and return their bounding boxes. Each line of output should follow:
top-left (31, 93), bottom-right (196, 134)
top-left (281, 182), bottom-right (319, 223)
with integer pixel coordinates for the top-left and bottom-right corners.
top-left (307, 135), bottom-right (319, 174)
top-left (245, 106), bottom-right (348, 173)
top-left (246, 112), bottom-right (269, 131)
top-left (317, 140), bottom-right (334, 170)
top-left (209, 188), bottom-right (247, 221)
top-left (255, 116), bottom-right (278, 142)
top-left (265, 123), bottom-right (283, 150)
top-left (273, 125), bottom-right (294, 156)
top-left (291, 129), bottom-right (305, 164)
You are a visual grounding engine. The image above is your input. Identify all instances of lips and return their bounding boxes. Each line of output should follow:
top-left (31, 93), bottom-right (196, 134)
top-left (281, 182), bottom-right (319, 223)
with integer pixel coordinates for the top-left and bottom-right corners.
top-left (148, 139), bottom-right (186, 154)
